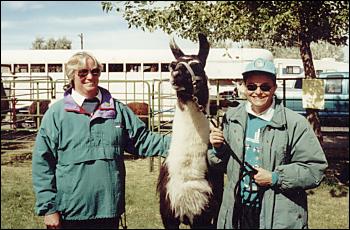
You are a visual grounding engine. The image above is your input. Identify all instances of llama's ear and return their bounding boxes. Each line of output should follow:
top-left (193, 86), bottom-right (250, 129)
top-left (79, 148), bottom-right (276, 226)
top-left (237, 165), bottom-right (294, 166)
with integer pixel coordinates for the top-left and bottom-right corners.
top-left (198, 33), bottom-right (210, 67)
top-left (170, 36), bottom-right (185, 59)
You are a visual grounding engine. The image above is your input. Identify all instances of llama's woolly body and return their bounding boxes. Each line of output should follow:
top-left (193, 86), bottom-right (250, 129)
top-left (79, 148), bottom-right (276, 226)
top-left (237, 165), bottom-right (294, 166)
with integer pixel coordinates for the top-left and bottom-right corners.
top-left (165, 101), bottom-right (211, 223)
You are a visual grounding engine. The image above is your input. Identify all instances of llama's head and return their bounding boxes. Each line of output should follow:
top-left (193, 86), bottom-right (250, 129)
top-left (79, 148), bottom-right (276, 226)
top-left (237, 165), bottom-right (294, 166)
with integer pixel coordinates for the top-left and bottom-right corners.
top-left (169, 33), bottom-right (210, 111)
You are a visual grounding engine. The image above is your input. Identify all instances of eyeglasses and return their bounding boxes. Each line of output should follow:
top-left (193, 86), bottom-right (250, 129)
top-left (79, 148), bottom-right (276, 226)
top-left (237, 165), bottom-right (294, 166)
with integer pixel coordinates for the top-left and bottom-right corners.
top-left (246, 83), bottom-right (273, 92)
top-left (77, 68), bottom-right (101, 78)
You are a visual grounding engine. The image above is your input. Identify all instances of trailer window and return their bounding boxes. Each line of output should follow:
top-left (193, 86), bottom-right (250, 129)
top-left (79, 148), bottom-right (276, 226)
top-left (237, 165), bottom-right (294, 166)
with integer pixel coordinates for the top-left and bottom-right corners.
top-left (143, 63), bottom-right (158, 72)
top-left (126, 63), bottom-right (141, 72)
top-left (15, 64), bottom-right (28, 73)
top-left (48, 64), bottom-right (63, 72)
top-left (285, 66), bottom-right (301, 74)
top-left (31, 64), bottom-right (45, 73)
top-left (325, 79), bottom-right (342, 94)
top-left (161, 63), bottom-right (170, 72)
top-left (108, 63), bottom-right (123, 72)
top-left (1, 65), bottom-right (11, 73)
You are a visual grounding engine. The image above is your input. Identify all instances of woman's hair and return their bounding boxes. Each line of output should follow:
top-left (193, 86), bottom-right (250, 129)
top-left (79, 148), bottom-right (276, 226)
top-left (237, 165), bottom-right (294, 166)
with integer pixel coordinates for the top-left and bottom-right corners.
top-left (63, 51), bottom-right (102, 90)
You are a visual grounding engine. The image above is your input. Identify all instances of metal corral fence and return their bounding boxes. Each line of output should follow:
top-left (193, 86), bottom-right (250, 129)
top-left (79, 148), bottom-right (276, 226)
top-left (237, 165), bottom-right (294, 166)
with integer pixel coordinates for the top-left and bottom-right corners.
top-left (1, 76), bottom-right (178, 172)
top-left (1, 76), bottom-right (349, 158)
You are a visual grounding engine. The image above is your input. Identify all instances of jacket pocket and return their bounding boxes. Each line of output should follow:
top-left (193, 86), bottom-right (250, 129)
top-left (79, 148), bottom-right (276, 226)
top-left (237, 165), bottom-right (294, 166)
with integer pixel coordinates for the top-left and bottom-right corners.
top-left (56, 163), bottom-right (70, 212)
top-left (273, 191), bottom-right (307, 229)
top-left (102, 120), bottom-right (125, 147)
top-left (58, 146), bottom-right (117, 165)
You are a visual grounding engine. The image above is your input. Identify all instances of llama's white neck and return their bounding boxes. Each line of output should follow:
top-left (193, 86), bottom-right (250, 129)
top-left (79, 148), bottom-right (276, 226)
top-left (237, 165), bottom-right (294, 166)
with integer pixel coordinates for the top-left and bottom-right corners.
top-left (170, 101), bottom-right (209, 144)
top-left (165, 100), bottom-right (211, 222)
top-left (166, 100), bottom-right (209, 172)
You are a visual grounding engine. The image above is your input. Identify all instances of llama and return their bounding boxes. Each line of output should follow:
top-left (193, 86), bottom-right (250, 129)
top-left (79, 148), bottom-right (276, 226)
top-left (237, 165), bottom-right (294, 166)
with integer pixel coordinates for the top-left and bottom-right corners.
top-left (126, 102), bottom-right (150, 160)
top-left (28, 99), bottom-right (51, 128)
top-left (126, 102), bottom-right (150, 126)
top-left (157, 33), bottom-right (221, 229)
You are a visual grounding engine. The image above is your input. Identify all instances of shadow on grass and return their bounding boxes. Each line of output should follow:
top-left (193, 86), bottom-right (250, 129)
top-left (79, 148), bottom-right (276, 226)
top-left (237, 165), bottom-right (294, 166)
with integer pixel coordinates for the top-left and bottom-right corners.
top-left (329, 186), bottom-right (349, 198)
top-left (322, 159), bottom-right (349, 197)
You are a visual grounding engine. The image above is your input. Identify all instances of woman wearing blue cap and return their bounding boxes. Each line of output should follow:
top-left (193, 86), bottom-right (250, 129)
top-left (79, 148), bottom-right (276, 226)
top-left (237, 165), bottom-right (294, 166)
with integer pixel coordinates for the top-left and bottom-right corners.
top-left (209, 58), bottom-right (328, 229)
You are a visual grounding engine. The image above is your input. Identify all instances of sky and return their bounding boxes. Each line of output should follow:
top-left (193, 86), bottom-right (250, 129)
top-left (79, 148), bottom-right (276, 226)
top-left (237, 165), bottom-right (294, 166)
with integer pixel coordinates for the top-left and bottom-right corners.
top-left (1, 1), bottom-right (349, 61)
top-left (1, 1), bottom-right (199, 51)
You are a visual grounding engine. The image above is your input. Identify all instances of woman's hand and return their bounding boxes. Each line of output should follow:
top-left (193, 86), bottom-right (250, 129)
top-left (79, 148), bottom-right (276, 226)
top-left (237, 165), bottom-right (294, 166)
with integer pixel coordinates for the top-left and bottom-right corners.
top-left (44, 212), bottom-right (61, 229)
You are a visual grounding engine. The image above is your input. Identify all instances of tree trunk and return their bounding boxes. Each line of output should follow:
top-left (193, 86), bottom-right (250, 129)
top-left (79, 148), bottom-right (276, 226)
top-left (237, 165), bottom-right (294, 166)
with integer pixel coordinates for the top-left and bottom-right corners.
top-left (299, 38), bottom-right (323, 144)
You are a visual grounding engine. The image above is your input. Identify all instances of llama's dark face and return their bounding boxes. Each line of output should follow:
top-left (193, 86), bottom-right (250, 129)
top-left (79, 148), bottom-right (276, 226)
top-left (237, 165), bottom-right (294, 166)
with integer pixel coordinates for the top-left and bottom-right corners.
top-left (169, 57), bottom-right (207, 103)
top-left (169, 33), bottom-right (210, 109)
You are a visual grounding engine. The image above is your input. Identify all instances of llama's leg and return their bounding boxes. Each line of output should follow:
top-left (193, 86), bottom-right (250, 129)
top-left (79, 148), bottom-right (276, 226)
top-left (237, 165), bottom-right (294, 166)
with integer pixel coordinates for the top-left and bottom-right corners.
top-left (160, 211), bottom-right (181, 229)
top-left (190, 186), bottom-right (221, 229)
top-left (158, 165), bottom-right (181, 229)
top-left (208, 166), bottom-right (224, 226)
top-left (190, 203), bottom-right (217, 229)
top-left (159, 187), bottom-right (180, 229)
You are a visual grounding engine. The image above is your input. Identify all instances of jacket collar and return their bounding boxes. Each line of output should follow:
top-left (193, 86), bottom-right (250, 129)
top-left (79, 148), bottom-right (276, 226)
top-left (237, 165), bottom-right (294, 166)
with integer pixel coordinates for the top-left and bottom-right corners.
top-left (245, 98), bottom-right (275, 121)
top-left (269, 98), bottom-right (287, 128)
top-left (228, 96), bottom-right (286, 129)
top-left (71, 88), bottom-right (102, 107)
top-left (63, 86), bottom-right (116, 119)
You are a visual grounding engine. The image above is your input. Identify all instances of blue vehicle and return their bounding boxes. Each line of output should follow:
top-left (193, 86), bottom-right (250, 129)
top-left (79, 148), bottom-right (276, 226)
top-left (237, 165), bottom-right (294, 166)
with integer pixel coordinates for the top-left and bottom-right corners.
top-left (275, 72), bottom-right (349, 126)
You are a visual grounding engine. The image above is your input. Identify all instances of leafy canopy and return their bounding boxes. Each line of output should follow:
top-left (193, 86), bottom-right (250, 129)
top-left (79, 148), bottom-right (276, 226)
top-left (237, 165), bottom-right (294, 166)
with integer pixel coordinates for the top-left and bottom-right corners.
top-left (102, 1), bottom-right (349, 47)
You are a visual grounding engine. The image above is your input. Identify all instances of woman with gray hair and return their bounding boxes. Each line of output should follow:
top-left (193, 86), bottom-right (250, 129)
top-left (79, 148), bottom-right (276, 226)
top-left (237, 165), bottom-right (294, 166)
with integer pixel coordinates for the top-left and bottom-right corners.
top-left (64, 51), bottom-right (103, 90)
top-left (32, 51), bottom-right (171, 229)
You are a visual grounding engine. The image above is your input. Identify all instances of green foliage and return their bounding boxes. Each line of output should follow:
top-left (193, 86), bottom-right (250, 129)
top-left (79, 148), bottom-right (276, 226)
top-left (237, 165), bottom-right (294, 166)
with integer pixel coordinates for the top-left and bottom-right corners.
top-left (101, 1), bottom-right (349, 47)
top-left (32, 36), bottom-right (72, 50)
top-left (248, 40), bottom-right (345, 61)
top-left (46, 38), bottom-right (57, 49)
top-left (212, 39), bottom-right (346, 61)
top-left (309, 41), bottom-right (345, 61)
top-left (54, 37), bottom-right (72, 49)
top-left (31, 37), bottom-right (46, 50)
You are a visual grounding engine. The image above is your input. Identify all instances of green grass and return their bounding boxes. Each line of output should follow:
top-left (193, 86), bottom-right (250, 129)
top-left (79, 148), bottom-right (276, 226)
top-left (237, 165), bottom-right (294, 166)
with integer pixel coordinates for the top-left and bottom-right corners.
top-left (1, 158), bottom-right (349, 229)
top-left (1, 161), bottom-right (43, 229)
top-left (308, 182), bottom-right (349, 229)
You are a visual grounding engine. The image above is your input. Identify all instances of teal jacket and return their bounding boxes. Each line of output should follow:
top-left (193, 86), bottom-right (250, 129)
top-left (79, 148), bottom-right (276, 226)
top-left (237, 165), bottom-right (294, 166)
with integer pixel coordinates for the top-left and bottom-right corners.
top-left (32, 87), bottom-right (170, 220)
top-left (209, 99), bottom-right (328, 229)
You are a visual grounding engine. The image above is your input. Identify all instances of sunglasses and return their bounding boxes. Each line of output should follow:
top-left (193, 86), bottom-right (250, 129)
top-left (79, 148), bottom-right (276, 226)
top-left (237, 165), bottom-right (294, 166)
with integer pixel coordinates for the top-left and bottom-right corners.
top-left (246, 83), bottom-right (273, 92)
top-left (77, 68), bottom-right (101, 78)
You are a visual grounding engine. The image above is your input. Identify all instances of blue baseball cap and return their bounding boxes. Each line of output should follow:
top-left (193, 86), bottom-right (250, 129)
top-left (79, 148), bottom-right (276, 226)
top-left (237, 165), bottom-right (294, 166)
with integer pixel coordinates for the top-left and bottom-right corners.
top-left (242, 58), bottom-right (276, 79)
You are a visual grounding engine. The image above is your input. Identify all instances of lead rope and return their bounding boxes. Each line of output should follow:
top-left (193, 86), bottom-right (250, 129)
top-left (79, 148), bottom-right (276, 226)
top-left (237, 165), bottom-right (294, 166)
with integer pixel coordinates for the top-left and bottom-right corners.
top-left (202, 109), bottom-right (258, 175)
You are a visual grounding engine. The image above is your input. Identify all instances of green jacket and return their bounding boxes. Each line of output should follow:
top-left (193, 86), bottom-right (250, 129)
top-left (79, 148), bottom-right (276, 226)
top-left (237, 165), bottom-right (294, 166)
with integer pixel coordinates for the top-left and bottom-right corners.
top-left (32, 87), bottom-right (170, 220)
top-left (209, 99), bottom-right (328, 229)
